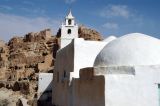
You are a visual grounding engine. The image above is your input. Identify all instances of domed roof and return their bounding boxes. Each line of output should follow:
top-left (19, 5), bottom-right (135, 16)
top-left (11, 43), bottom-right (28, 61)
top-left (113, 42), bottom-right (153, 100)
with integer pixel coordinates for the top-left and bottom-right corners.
top-left (94, 33), bottom-right (160, 67)
top-left (103, 36), bottom-right (117, 42)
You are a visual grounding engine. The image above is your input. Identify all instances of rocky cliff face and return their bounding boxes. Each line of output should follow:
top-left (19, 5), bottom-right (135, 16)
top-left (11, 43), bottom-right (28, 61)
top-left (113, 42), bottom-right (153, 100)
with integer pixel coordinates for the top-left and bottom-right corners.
top-left (78, 26), bottom-right (103, 41)
top-left (0, 27), bottom-right (103, 105)
top-left (0, 29), bottom-right (59, 105)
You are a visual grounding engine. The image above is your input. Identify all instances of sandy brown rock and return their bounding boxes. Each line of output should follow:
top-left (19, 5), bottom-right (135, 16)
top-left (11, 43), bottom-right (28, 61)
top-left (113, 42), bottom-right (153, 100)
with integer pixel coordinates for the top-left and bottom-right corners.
top-left (37, 54), bottom-right (53, 72)
top-left (24, 29), bottom-right (52, 42)
top-left (0, 40), bottom-right (5, 47)
top-left (0, 29), bottom-right (57, 105)
top-left (78, 26), bottom-right (103, 41)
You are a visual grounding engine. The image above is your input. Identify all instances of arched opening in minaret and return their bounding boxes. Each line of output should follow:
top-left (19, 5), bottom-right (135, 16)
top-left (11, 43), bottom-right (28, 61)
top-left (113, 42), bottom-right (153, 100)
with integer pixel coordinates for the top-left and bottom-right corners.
top-left (68, 19), bottom-right (72, 25)
top-left (68, 29), bottom-right (71, 34)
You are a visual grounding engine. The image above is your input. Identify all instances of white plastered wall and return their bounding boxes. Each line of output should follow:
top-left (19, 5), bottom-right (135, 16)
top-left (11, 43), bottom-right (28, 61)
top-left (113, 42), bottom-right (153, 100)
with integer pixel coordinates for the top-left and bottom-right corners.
top-left (61, 25), bottom-right (78, 49)
top-left (72, 38), bottom-right (108, 78)
top-left (38, 73), bottom-right (53, 93)
top-left (52, 42), bottom-right (74, 105)
top-left (94, 65), bottom-right (160, 106)
top-left (52, 38), bottom-right (109, 106)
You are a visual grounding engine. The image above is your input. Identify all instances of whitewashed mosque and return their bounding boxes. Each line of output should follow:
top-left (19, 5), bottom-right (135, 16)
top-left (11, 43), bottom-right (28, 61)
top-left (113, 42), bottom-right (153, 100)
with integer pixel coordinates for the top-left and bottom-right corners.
top-left (38, 10), bottom-right (160, 106)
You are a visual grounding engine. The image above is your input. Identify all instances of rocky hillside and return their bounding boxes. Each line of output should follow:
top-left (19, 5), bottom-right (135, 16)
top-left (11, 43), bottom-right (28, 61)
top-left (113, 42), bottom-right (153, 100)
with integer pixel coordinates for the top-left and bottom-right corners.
top-left (78, 26), bottom-right (102, 41)
top-left (0, 29), bottom-right (58, 105)
top-left (0, 27), bottom-right (103, 105)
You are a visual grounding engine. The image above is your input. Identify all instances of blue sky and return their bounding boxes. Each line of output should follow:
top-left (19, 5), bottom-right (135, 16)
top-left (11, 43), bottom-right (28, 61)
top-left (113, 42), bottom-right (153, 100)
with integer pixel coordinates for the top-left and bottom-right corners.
top-left (0, 0), bottom-right (160, 41)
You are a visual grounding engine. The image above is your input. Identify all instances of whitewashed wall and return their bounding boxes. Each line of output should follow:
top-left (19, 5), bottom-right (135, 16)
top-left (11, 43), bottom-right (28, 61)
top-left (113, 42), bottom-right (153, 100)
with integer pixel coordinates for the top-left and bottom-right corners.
top-left (38, 73), bottom-right (53, 93)
top-left (72, 38), bottom-right (107, 78)
top-left (95, 65), bottom-right (160, 106)
top-left (52, 38), bottom-right (108, 106)
top-left (61, 25), bottom-right (78, 48)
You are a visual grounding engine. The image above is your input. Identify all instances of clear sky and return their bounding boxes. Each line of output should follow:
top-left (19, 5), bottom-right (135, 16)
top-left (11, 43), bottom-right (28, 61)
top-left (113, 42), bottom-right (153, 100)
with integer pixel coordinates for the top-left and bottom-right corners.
top-left (0, 0), bottom-right (160, 41)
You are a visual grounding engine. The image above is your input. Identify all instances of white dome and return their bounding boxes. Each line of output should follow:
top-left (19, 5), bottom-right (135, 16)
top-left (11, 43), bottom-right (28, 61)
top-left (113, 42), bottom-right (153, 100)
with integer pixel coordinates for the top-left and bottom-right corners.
top-left (103, 36), bottom-right (117, 43)
top-left (94, 33), bottom-right (160, 67)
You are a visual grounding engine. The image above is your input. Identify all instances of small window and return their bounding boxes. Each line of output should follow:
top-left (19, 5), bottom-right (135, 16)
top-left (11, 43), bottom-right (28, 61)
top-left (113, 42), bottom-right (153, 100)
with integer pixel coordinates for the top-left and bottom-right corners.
top-left (68, 19), bottom-right (72, 25)
top-left (64, 71), bottom-right (67, 78)
top-left (68, 29), bottom-right (71, 34)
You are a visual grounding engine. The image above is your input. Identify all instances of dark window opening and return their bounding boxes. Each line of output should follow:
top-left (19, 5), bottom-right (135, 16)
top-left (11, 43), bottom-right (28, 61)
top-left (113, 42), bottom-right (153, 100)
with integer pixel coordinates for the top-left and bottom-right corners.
top-left (64, 71), bottom-right (67, 78)
top-left (68, 29), bottom-right (71, 34)
top-left (68, 19), bottom-right (72, 25)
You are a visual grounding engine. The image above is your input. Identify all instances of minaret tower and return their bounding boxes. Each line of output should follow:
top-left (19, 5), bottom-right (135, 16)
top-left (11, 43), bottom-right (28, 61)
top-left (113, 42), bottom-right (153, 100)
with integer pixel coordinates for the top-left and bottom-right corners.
top-left (61, 10), bottom-right (78, 49)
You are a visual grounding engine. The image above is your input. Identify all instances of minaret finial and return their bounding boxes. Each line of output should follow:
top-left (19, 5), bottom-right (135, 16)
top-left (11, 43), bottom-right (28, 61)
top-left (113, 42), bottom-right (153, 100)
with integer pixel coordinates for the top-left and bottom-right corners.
top-left (69, 9), bottom-right (72, 15)
top-left (66, 8), bottom-right (74, 19)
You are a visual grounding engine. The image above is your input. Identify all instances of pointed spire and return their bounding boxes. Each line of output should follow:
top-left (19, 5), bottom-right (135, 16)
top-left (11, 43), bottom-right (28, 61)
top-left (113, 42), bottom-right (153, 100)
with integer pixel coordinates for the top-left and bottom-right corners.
top-left (66, 9), bottom-right (74, 19)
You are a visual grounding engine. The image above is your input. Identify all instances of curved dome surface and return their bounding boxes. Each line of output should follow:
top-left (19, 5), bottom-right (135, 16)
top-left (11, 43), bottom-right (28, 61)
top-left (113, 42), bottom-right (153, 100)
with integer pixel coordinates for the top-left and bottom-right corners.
top-left (103, 36), bottom-right (117, 43)
top-left (94, 33), bottom-right (160, 67)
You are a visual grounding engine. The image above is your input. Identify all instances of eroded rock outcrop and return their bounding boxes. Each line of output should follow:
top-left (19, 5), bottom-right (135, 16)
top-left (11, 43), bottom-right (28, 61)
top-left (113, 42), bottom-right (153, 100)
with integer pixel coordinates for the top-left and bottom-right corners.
top-left (0, 27), bottom-right (103, 105)
top-left (0, 29), bottom-right (59, 105)
top-left (78, 26), bottom-right (103, 41)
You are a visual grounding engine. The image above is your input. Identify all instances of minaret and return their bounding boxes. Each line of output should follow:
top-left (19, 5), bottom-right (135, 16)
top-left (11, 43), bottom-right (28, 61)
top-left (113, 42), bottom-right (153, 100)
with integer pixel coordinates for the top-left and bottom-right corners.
top-left (60, 10), bottom-right (78, 49)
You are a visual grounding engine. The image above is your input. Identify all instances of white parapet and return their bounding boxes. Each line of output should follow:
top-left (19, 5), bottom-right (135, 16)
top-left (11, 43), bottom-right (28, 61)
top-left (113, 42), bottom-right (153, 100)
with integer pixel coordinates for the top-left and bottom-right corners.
top-left (38, 73), bottom-right (53, 94)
